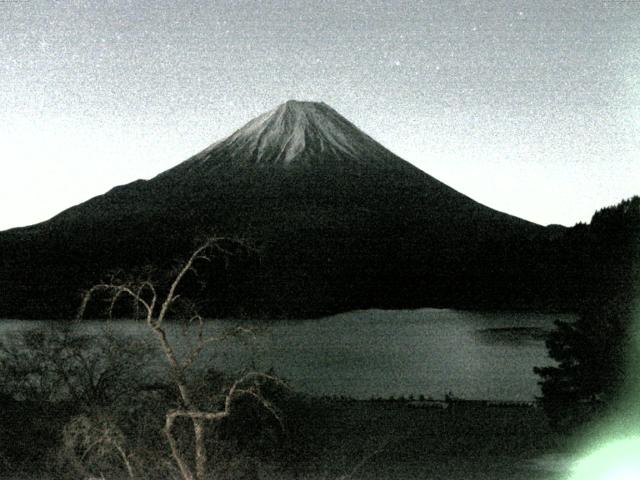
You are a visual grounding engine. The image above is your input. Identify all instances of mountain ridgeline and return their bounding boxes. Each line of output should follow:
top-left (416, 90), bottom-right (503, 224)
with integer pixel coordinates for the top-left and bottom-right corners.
top-left (0, 101), bottom-right (637, 319)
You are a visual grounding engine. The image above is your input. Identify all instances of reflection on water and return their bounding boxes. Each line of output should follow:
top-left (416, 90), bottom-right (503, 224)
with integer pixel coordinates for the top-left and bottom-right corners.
top-left (475, 326), bottom-right (552, 346)
top-left (0, 308), bottom-right (574, 401)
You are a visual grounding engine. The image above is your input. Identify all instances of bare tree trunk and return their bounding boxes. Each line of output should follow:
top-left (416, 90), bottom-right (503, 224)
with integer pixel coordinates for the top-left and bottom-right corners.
top-left (193, 418), bottom-right (207, 480)
top-left (165, 413), bottom-right (195, 480)
top-left (113, 441), bottom-right (136, 480)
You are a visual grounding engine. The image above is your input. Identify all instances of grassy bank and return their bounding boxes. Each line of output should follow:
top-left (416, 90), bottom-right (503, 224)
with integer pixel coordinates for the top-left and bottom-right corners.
top-left (272, 397), bottom-right (571, 480)
top-left (1, 394), bottom-right (575, 480)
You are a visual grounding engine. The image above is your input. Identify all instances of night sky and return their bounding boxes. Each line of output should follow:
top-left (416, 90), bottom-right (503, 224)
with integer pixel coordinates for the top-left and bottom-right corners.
top-left (1, 0), bottom-right (639, 230)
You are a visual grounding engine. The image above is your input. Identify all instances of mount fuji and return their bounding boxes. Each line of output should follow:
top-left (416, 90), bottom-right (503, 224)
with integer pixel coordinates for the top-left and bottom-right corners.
top-left (0, 100), bottom-right (556, 319)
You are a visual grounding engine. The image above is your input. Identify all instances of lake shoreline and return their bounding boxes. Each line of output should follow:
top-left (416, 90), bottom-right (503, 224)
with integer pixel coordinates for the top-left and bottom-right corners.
top-left (0, 308), bottom-right (572, 402)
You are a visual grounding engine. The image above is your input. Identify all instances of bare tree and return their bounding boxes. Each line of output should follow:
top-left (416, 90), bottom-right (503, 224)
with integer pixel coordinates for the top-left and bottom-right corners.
top-left (62, 414), bottom-right (136, 479)
top-left (0, 325), bottom-right (154, 407)
top-left (78, 237), bottom-right (284, 480)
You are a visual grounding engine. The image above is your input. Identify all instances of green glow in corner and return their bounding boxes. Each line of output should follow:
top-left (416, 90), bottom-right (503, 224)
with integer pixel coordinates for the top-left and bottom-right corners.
top-left (567, 296), bottom-right (640, 480)
top-left (570, 437), bottom-right (640, 480)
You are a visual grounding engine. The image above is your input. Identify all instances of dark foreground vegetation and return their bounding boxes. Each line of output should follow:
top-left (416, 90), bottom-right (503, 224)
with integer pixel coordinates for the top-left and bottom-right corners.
top-left (0, 325), bottom-right (286, 479)
top-left (0, 327), bottom-right (566, 480)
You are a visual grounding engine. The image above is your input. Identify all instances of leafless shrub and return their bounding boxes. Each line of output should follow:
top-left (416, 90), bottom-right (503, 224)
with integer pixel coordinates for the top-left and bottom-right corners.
top-left (61, 414), bottom-right (135, 479)
top-left (0, 325), bottom-right (155, 407)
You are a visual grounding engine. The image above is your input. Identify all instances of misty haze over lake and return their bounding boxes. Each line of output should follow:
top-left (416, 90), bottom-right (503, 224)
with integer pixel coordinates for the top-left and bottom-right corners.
top-left (1, 309), bottom-right (573, 401)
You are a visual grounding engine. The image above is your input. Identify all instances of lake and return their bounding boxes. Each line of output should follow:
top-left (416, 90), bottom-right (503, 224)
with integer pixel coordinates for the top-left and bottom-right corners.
top-left (0, 308), bottom-right (574, 401)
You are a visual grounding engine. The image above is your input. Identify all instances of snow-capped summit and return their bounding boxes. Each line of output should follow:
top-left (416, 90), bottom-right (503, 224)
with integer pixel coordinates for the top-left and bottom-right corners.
top-left (190, 100), bottom-right (412, 171)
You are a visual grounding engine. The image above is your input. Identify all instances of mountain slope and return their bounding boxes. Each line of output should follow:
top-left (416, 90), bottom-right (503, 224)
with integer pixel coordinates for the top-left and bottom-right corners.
top-left (0, 101), bottom-right (554, 319)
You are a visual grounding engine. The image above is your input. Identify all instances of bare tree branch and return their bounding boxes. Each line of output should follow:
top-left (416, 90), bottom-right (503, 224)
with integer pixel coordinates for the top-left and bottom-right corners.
top-left (77, 236), bottom-right (274, 480)
top-left (336, 436), bottom-right (399, 480)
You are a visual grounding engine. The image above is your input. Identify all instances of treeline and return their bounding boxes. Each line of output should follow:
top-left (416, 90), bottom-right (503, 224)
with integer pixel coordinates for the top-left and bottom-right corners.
top-left (0, 195), bottom-right (637, 322)
top-left (534, 196), bottom-right (640, 431)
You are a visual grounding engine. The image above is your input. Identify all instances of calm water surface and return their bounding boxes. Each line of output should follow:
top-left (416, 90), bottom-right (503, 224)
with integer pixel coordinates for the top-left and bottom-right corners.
top-left (0, 309), bottom-right (574, 401)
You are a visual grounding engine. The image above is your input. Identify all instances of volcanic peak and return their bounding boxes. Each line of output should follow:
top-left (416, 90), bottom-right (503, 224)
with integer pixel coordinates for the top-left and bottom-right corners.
top-left (199, 100), bottom-right (401, 169)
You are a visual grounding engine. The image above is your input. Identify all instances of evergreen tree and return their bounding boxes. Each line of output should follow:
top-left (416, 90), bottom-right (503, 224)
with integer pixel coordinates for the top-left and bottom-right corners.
top-left (535, 197), bottom-right (639, 431)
